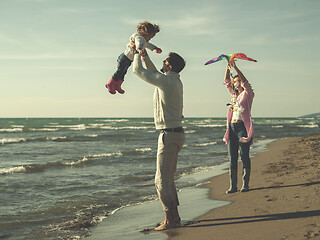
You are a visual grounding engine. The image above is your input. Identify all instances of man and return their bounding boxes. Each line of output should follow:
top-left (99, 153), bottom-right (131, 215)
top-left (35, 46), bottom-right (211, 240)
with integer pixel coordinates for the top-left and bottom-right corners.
top-left (133, 50), bottom-right (186, 230)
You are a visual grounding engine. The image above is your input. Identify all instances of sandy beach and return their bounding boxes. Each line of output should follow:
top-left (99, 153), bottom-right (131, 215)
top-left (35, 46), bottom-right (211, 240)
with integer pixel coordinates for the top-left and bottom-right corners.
top-left (162, 135), bottom-right (320, 240)
top-left (87, 134), bottom-right (320, 240)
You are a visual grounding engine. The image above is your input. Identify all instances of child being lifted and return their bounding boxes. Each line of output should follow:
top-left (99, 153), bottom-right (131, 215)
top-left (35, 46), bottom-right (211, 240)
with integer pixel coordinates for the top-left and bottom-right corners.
top-left (106, 21), bottom-right (162, 94)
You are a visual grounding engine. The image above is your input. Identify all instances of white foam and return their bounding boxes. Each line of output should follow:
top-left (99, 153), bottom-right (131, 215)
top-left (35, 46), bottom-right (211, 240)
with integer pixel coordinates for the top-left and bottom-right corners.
top-left (180, 165), bottom-right (217, 177)
top-left (100, 126), bottom-right (151, 130)
top-left (29, 128), bottom-right (58, 132)
top-left (185, 130), bottom-right (196, 134)
top-left (69, 124), bottom-right (86, 131)
top-left (0, 128), bottom-right (23, 133)
top-left (297, 124), bottom-right (318, 128)
top-left (87, 152), bottom-right (123, 158)
top-left (0, 166), bottom-right (27, 175)
top-left (1, 138), bottom-right (26, 145)
top-left (193, 141), bottom-right (217, 147)
top-left (63, 157), bottom-right (89, 166)
top-left (84, 134), bottom-right (99, 138)
top-left (87, 124), bottom-right (105, 128)
top-left (52, 124), bottom-right (86, 130)
top-left (98, 119), bottom-right (129, 123)
top-left (139, 121), bottom-right (154, 125)
top-left (135, 148), bottom-right (152, 152)
top-left (47, 136), bottom-right (67, 141)
top-left (199, 124), bottom-right (225, 128)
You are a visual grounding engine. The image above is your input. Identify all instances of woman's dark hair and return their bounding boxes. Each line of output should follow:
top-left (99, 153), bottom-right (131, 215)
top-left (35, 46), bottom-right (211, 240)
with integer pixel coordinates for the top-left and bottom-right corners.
top-left (168, 52), bottom-right (186, 73)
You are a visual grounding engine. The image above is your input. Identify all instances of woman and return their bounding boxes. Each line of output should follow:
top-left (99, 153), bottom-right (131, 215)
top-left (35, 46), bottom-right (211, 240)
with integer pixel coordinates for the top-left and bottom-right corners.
top-left (223, 61), bottom-right (254, 193)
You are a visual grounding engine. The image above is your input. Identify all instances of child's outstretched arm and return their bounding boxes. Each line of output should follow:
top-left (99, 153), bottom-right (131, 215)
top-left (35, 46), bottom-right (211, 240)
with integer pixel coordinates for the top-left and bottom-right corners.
top-left (146, 42), bottom-right (162, 53)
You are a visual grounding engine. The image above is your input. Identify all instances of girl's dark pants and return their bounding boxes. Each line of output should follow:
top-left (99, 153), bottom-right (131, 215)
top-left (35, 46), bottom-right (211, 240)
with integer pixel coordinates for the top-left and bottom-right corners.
top-left (112, 53), bottom-right (132, 81)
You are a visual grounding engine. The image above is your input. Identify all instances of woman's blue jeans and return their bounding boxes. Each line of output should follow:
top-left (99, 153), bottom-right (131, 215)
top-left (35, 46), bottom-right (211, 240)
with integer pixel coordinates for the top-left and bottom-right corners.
top-left (228, 122), bottom-right (251, 171)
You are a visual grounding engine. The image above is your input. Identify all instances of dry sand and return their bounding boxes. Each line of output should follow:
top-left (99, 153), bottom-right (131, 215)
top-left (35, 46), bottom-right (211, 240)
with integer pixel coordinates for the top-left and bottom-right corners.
top-left (161, 135), bottom-right (320, 240)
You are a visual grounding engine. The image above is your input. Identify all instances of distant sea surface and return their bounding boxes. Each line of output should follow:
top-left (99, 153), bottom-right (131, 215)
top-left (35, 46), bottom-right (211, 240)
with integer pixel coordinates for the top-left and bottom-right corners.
top-left (1, 117), bottom-right (319, 239)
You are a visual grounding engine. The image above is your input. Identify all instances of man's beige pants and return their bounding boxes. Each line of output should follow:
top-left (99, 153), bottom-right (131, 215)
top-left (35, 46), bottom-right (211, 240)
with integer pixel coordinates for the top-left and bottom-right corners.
top-left (155, 131), bottom-right (185, 211)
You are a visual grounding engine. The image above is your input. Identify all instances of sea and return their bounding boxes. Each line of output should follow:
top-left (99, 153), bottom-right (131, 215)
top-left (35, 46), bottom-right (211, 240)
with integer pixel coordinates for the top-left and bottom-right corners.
top-left (0, 117), bottom-right (319, 240)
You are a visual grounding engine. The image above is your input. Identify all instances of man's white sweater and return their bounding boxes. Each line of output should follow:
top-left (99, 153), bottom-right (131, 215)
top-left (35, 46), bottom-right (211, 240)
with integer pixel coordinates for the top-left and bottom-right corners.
top-left (133, 54), bottom-right (183, 129)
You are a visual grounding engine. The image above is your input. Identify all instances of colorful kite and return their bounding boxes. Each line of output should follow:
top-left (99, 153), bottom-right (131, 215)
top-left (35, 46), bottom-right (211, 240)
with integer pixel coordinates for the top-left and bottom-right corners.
top-left (205, 53), bottom-right (257, 65)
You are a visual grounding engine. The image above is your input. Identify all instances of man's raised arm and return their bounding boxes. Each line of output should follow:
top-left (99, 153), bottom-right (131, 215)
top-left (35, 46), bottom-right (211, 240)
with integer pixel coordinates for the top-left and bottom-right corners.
top-left (133, 54), bottom-right (165, 87)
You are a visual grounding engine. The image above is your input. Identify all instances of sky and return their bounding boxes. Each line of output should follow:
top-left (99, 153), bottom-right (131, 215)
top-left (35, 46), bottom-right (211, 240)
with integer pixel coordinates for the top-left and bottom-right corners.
top-left (0, 0), bottom-right (319, 118)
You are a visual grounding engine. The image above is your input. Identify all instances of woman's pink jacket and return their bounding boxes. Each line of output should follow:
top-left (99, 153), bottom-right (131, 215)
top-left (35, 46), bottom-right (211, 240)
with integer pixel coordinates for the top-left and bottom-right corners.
top-left (223, 77), bottom-right (254, 145)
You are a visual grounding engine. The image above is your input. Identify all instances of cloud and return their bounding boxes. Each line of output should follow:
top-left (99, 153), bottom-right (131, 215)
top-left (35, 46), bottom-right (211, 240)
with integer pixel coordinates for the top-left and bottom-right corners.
top-left (51, 7), bottom-right (116, 15)
top-left (0, 52), bottom-right (109, 60)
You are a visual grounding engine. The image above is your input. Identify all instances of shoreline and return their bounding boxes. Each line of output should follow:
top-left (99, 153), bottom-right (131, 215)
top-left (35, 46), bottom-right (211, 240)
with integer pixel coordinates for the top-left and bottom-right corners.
top-left (86, 138), bottom-right (275, 239)
top-left (86, 159), bottom-right (232, 240)
top-left (165, 134), bottom-right (320, 240)
top-left (86, 135), bottom-right (320, 240)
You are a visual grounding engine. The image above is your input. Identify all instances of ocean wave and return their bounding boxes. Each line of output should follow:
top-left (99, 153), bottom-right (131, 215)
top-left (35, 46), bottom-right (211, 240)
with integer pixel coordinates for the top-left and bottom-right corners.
top-left (86, 125), bottom-right (152, 131)
top-left (105, 126), bottom-right (152, 130)
top-left (198, 124), bottom-right (225, 128)
top-left (120, 175), bottom-right (154, 183)
top-left (1, 138), bottom-right (26, 145)
top-left (0, 128), bottom-right (23, 133)
top-left (49, 135), bottom-right (100, 142)
top-left (0, 151), bottom-right (122, 176)
top-left (135, 148), bottom-right (152, 152)
top-left (87, 123), bottom-right (106, 128)
top-left (180, 165), bottom-right (216, 176)
top-left (297, 124), bottom-right (319, 128)
top-left (255, 119), bottom-right (300, 125)
top-left (0, 164), bottom-right (46, 176)
top-left (271, 125), bottom-right (284, 128)
top-left (47, 124), bottom-right (87, 131)
top-left (48, 136), bottom-right (68, 141)
top-left (185, 130), bottom-right (196, 134)
top-left (84, 134), bottom-right (99, 138)
top-left (186, 119), bottom-right (213, 124)
top-left (62, 157), bottom-right (89, 166)
top-left (0, 166), bottom-right (27, 175)
top-left (86, 152), bottom-right (123, 158)
top-left (11, 125), bottom-right (24, 128)
top-left (29, 128), bottom-right (59, 132)
top-left (1, 134), bottom-right (102, 146)
top-left (98, 119), bottom-right (129, 123)
top-left (69, 125), bottom-right (87, 131)
top-left (139, 121), bottom-right (154, 125)
top-left (193, 141), bottom-right (217, 147)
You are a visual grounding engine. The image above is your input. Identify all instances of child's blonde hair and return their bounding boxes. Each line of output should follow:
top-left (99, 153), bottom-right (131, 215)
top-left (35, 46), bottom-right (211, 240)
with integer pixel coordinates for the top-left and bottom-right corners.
top-left (137, 21), bottom-right (160, 36)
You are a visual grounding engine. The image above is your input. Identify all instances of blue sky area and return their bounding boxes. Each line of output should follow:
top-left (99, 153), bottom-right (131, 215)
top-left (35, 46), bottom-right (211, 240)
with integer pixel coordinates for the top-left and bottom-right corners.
top-left (0, 0), bottom-right (319, 117)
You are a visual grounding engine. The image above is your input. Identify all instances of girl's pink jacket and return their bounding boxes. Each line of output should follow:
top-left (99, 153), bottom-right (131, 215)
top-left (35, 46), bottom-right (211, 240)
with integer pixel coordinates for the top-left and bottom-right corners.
top-left (223, 77), bottom-right (254, 145)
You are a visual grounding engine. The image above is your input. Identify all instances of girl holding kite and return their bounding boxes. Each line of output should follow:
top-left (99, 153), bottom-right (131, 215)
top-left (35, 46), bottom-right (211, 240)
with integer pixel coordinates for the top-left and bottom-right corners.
top-left (223, 61), bottom-right (254, 193)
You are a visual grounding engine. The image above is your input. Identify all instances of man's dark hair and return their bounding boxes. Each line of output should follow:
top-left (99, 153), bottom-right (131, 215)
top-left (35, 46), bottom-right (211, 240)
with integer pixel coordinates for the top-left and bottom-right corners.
top-left (168, 52), bottom-right (186, 73)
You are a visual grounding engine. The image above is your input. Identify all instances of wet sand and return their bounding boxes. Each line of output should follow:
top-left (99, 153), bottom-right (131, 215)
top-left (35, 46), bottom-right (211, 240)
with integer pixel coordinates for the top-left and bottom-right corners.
top-left (164, 135), bottom-right (320, 240)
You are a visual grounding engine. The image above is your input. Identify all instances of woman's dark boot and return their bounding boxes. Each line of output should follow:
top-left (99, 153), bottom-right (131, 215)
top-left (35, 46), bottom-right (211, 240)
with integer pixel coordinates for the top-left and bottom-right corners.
top-left (226, 169), bottom-right (238, 193)
top-left (240, 168), bottom-right (250, 192)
